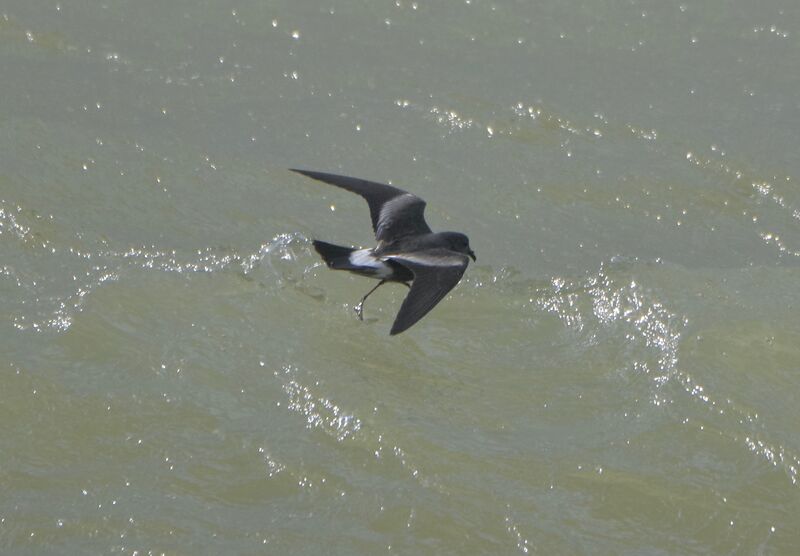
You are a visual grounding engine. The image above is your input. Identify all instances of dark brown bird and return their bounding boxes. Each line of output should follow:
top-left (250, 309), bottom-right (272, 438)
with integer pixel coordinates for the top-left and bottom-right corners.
top-left (293, 169), bottom-right (475, 335)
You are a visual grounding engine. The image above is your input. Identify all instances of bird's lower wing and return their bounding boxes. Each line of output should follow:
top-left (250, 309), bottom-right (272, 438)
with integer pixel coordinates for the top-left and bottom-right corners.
top-left (386, 251), bottom-right (469, 335)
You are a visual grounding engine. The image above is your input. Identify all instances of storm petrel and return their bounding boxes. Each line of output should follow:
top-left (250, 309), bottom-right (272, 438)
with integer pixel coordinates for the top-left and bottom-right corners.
top-left (292, 169), bottom-right (476, 335)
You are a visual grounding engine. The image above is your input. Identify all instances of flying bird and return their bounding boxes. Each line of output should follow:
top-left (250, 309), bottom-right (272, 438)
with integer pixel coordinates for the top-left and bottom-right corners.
top-left (293, 169), bottom-right (476, 335)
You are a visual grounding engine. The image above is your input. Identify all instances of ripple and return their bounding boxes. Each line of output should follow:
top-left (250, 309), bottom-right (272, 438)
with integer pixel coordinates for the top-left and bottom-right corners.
top-left (274, 364), bottom-right (435, 489)
top-left (0, 200), bottom-right (33, 242)
top-left (536, 265), bottom-right (682, 389)
top-left (277, 366), bottom-right (363, 442)
top-left (4, 231), bottom-right (316, 334)
top-left (504, 507), bottom-right (533, 554)
top-left (685, 149), bottom-right (800, 258)
top-left (534, 261), bottom-right (800, 486)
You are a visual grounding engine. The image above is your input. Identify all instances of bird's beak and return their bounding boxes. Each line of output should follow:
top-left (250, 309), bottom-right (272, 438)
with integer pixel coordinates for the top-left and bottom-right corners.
top-left (468, 249), bottom-right (476, 262)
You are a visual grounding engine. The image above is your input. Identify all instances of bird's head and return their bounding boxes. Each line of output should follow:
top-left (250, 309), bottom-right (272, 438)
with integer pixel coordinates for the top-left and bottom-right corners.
top-left (441, 232), bottom-right (476, 262)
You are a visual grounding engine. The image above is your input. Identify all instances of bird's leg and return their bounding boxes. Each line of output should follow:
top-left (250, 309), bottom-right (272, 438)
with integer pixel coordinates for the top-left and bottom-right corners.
top-left (355, 280), bottom-right (387, 320)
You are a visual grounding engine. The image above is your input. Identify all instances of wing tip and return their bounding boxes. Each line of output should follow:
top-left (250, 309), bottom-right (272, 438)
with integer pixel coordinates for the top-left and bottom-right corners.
top-left (389, 309), bottom-right (420, 335)
top-left (389, 321), bottom-right (409, 335)
top-left (290, 168), bottom-right (353, 187)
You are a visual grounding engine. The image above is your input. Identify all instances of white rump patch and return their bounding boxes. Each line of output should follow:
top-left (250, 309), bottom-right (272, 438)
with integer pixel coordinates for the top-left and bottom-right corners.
top-left (350, 249), bottom-right (393, 277)
top-left (349, 249), bottom-right (379, 267)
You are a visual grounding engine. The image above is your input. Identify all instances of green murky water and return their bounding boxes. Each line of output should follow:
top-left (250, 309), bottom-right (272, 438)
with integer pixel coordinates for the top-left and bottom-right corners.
top-left (2, 1), bottom-right (799, 554)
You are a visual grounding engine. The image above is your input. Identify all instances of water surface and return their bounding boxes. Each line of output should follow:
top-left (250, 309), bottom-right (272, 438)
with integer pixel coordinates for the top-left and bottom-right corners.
top-left (2, 1), bottom-right (799, 554)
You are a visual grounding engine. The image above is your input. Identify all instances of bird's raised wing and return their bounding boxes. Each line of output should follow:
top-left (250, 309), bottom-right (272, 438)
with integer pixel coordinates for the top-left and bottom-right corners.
top-left (385, 249), bottom-right (469, 335)
top-left (291, 169), bottom-right (432, 242)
